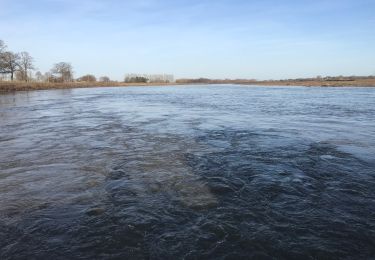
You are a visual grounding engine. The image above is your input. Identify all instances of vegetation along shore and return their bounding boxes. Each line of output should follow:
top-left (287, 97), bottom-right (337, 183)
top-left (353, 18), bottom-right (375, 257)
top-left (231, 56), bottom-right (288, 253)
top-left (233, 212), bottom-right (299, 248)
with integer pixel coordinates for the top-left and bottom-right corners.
top-left (2, 77), bottom-right (375, 93)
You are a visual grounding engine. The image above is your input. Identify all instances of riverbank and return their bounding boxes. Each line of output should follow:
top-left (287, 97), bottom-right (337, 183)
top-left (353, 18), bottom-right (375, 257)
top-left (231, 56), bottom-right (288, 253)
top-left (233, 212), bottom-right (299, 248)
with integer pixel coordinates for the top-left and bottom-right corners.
top-left (177, 78), bottom-right (375, 87)
top-left (0, 81), bottom-right (183, 93)
top-left (249, 78), bottom-right (375, 87)
top-left (1, 78), bottom-right (375, 92)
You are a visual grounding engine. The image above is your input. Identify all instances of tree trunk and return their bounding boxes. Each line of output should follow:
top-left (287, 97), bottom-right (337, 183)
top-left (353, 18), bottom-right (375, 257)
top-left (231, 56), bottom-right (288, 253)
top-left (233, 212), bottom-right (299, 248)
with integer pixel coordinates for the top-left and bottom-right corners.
top-left (24, 66), bottom-right (28, 82)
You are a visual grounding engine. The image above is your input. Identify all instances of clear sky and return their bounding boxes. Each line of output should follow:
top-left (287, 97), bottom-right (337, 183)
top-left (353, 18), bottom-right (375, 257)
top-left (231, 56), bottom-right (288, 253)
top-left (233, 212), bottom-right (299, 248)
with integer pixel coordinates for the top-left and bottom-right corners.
top-left (0, 0), bottom-right (374, 80)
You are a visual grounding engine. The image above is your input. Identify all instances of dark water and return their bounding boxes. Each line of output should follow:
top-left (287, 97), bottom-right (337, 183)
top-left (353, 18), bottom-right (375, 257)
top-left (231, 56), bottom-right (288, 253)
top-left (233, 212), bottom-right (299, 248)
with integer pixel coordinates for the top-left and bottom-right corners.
top-left (0, 85), bottom-right (375, 259)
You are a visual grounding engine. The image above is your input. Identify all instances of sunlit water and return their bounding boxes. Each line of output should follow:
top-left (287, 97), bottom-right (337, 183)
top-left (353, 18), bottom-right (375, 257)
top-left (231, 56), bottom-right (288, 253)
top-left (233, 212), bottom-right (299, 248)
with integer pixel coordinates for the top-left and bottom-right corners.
top-left (1, 85), bottom-right (375, 259)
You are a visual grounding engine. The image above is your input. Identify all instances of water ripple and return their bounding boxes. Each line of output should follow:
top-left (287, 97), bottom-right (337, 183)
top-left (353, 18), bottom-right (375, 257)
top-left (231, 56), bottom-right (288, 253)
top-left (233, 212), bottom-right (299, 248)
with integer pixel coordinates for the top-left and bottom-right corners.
top-left (1, 86), bottom-right (375, 259)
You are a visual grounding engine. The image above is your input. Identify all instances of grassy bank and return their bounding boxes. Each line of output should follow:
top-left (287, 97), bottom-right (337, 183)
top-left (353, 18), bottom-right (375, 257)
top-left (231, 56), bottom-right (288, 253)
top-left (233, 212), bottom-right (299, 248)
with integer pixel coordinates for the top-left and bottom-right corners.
top-left (0, 81), bottom-right (181, 93)
top-left (249, 78), bottom-right (375, 87)
top-left (1, 78), bottom-right (375, 93)
top-left (177, 78), bottom-right (375, 87)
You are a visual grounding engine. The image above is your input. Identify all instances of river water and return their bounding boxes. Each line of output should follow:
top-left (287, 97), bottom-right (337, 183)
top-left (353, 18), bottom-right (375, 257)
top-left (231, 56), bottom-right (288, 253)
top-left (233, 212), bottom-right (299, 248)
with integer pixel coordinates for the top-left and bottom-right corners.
top-left (0, 85), bottom-right (374, 259)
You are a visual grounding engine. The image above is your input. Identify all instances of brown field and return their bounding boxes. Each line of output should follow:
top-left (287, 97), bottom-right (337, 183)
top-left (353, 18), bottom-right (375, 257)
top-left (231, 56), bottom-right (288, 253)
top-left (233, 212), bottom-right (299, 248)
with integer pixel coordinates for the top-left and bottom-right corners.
top-left (1, 78), bottom-right (375, 93)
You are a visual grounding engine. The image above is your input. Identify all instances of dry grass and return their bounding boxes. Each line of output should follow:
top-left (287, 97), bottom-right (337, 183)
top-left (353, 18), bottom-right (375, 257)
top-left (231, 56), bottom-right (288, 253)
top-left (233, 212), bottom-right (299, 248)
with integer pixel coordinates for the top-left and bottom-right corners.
top-left (1, 78), bottom-right (375, 93)
top-left (245, 78), bottom-right (375, 87)
top-left (0, 81), bottom-right (181, 92)
top-left (178, 78), bottom-right (375, 87)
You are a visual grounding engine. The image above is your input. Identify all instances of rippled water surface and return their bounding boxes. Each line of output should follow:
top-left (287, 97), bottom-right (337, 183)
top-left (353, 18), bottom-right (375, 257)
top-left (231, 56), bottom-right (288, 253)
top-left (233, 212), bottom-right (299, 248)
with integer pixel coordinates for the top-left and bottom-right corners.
top-left (1, 85), bottom-right (375, 259)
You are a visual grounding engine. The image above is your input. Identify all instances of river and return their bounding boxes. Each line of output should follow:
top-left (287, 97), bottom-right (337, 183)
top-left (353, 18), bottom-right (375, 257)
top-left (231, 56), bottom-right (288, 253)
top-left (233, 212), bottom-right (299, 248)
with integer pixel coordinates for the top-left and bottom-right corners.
top-left (1, 85), bottom-right (374, 259)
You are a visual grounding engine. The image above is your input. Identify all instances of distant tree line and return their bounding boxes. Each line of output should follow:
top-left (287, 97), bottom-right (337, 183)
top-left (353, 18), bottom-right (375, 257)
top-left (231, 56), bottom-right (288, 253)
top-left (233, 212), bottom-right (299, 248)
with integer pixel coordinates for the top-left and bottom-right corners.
top-left (124, 74), bottom-right (174, 83)
top-left (2, 39), bottom-right (173, 85)
top-left (0, 39), bottom-right (111, 83)
top-left (77, 74), bottom-right (96, 82)
top-left (270, 75), bottom-right (375, 82)
top-left (0, 40), bottom-right (34, 81)
top-left (125, 76), bottom-right (149, 83)
top-left (176, 78), bottom-right (258, 84)
top-left (176, 75), bottom-right (375, 84)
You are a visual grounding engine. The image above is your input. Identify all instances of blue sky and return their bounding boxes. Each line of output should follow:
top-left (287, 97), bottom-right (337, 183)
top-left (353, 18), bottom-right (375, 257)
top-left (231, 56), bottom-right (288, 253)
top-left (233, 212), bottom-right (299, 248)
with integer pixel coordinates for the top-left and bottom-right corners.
top-left (0, 0), bottom-right (374, 80)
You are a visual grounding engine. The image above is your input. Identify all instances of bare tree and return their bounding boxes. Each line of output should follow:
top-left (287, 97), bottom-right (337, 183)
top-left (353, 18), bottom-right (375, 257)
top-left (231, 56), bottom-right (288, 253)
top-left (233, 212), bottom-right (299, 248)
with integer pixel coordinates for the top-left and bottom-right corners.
top-left (35, 71), bottom-right (43, 82)
top-left (77, 74), bottom-right (96, 82)
top-left (0, 40), bottom-right (6, 53)
top-left (0, 40), bottom-right (8, 76)
top-left (99, 76), bottom-right (110, 82)
top-left (44, 72), bottom-right (53, 82)
top-left (15, 71), bottom-right (23, 81)
top-left (51, 62), bottom-right (73, 82)
top-left (1, 51), bottom-right (20, 81)
top-left (18, 52), bottom-right (35, 82)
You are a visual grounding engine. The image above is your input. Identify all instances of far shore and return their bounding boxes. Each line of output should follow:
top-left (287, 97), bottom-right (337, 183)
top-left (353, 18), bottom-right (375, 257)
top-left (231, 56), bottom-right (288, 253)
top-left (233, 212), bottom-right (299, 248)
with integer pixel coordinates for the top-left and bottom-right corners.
top-left (1, 78), bottom-right (375, 93)
top-left (0, 81), bottom-right (184, 93)
top-left (244, 78), bottom-right (375, 87)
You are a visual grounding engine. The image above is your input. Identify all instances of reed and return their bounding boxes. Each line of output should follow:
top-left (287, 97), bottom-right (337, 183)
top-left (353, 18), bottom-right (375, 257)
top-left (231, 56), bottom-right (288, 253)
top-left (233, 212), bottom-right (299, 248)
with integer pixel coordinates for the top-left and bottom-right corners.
top-left (0, 81), bottom-right (180, 92)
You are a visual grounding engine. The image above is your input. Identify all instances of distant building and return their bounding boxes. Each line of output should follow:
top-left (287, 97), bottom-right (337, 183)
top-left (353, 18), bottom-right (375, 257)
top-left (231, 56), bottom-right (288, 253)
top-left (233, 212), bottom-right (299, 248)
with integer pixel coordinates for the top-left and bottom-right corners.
top-left (125, 73), bottom-right (174, 83)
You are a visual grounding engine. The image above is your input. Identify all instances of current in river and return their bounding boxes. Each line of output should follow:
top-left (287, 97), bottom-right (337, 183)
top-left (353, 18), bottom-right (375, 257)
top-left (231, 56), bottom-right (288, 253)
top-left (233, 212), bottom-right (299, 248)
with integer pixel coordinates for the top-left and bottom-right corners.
top-left (0, 85), bottom-right (374, 259)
